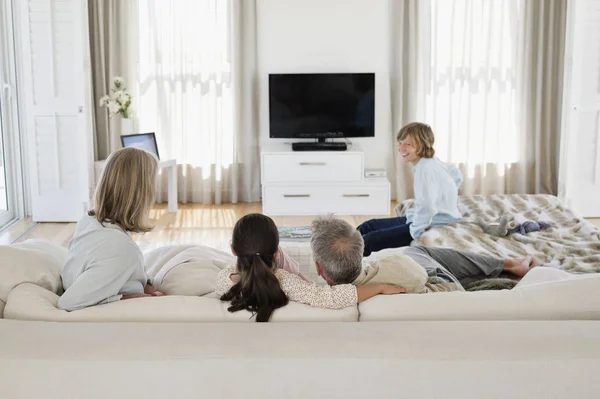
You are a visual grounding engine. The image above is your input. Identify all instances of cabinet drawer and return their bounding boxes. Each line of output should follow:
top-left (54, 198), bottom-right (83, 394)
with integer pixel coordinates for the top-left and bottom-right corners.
top-left (262, 153), bottom-right (363, 183)
top-left (263, 186), bottom-right (323, 215)
top-left (324, 185), bottom-right (390, 215)
top-left (263, 183), bottom-right (390, 216)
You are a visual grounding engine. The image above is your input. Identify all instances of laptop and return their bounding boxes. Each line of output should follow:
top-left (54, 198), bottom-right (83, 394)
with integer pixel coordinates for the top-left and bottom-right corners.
top-left (120, 133), bottom-right (160, 159)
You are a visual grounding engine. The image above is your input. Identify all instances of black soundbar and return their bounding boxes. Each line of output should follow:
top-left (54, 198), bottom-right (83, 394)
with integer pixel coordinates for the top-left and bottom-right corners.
top-left (292, 142), bottom-right (347, 151)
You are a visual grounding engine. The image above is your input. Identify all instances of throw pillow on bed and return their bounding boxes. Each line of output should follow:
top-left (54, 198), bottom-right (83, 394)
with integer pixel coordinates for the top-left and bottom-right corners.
top-left (146, 245), bottom-right (235, 296)
top-left (361, 249), bottom-right (429, 293)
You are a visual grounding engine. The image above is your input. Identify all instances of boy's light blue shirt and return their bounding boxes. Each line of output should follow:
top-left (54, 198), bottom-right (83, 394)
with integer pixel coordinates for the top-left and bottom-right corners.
top-left (405, 157), bottom-right (463, 238)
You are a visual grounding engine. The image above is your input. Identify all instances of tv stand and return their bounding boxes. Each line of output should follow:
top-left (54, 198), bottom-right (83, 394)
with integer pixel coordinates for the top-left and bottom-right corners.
top-left (260, 145), bottom-right (391, 216)
top-left (292, 142), bottom-right (347, 151)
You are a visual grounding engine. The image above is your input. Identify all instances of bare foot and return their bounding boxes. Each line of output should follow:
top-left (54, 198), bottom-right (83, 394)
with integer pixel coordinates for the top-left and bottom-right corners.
top-left (504, 257), bottom-right (537, 277)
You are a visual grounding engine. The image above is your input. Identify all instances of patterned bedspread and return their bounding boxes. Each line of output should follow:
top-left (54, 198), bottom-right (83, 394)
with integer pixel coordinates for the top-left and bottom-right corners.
top-left (396, 194), bottom-right (600, 274)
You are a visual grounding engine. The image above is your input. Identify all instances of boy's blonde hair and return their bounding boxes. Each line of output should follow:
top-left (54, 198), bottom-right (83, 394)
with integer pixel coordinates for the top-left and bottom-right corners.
top-left (397, 122), bottom-right (436, 158)
top-left (89, 147), bottom-right (158, 232)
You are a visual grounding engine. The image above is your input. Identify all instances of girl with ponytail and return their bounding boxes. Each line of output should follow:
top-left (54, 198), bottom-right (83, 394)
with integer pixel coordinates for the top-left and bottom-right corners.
top-left (217, 214), bottom-right (404, 322)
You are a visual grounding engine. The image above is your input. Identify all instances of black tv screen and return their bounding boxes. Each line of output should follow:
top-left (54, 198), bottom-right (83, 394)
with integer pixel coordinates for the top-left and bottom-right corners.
top-left (269, 73), bottom-right (375, 139)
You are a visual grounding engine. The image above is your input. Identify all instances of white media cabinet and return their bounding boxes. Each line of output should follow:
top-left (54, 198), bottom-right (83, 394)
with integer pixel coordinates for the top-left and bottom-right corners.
top-left (261, 145), bottom-right (390, 216)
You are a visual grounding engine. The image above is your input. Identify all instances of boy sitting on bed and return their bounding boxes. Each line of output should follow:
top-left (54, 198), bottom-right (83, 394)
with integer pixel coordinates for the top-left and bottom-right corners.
top-left (357, 122), bottom-right (463, 256)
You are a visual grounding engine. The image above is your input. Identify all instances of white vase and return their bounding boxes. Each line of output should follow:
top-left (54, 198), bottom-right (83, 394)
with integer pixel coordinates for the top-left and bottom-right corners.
top-left (120, 117), bottom-right (134, 136)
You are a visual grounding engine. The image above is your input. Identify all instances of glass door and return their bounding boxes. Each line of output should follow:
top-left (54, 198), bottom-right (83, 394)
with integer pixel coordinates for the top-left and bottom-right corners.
top-left (0, 0), bottom-right (23, 228)
top-left (0, 101), bottom-right (8, 220)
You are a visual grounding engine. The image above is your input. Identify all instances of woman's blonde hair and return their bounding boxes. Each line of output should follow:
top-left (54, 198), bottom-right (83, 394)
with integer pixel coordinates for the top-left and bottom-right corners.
top-left (397, 122), bottom-right (436, 158)
top-left (89, 147), bottom-right (158, 232)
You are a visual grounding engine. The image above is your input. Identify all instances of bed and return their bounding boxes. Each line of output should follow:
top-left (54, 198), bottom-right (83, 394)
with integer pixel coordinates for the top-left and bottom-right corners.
top-left (396, 194), bottom-right (600, 274)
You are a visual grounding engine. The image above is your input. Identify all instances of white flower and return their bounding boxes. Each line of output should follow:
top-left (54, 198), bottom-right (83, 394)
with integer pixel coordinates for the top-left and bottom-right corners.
top-left (107, 102), bottom-right (120, 115)
top-left (99, 95), bottom-right (110, 107)
top-left (112, 90), bottom-right (123, 104)
top-left (117, 91), bottom-right (130, 104)
top-left (101, 77), bottom-right (133, 116)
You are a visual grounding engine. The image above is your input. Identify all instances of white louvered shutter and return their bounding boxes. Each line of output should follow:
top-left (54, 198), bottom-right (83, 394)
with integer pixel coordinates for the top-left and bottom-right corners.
top-left (18, 0), bottom-right (91, 221)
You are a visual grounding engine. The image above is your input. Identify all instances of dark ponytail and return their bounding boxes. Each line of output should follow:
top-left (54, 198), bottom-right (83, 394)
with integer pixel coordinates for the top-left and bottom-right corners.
top-left (220, 214), bottom-right (288, 322)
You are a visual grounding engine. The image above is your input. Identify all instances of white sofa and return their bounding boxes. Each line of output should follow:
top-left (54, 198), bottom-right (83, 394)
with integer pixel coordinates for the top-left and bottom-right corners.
top-left (1, 240), bottom-right (600, 398)
top-left (2, 240), bottom-right (599, 323)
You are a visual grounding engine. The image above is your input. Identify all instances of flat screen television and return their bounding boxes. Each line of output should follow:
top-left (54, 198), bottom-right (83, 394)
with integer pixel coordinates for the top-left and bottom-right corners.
top-left (269, 73), bottom-right (375, 141)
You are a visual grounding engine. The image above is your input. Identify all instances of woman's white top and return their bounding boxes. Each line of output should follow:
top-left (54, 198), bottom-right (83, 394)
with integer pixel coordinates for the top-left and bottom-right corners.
top-left (58, 215), bottom-right (147, 311)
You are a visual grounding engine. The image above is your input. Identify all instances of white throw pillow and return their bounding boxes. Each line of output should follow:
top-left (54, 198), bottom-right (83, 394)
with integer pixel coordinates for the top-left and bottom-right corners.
top-left (363, 248), bottom-right (428, 293)
top-left (145, 245), bottom-right (235, 296)
top-left (0, 239), bottom-right (67, 303)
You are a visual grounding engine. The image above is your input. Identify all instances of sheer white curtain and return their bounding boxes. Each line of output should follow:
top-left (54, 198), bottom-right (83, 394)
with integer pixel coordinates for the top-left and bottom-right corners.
top-left (426, 0), bottom-right (520, 194)
top-left (136, 0), bottom-right (260, 204)
top-left (392, 0), bottom-right (566, 198)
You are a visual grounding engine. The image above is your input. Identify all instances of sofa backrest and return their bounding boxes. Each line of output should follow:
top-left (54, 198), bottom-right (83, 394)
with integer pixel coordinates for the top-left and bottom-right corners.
top-left (359, 267), bottom-right (600, 321)
top-left (4, 283), bottom-right (359, 322)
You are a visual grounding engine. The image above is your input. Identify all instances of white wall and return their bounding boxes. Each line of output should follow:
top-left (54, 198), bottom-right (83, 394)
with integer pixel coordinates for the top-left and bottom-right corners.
top-left (257, 0), bottom-right (396, 197)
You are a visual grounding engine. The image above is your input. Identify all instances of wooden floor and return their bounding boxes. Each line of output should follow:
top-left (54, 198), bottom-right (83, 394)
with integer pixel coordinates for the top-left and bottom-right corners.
top-left (0, 202), bottom-right (399, 248)
top-left (3, 202), bottom-right (600, 249)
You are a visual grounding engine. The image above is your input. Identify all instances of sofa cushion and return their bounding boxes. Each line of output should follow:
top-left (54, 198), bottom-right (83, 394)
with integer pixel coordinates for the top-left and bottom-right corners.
top-left (0, 239), bottom-right (67, 303)
top-left (4, 283), bottom-right (358, 322)
top-left (0, 299), bottom-right (5, 318)
top-left (359, 267), bottom-right (600, 321)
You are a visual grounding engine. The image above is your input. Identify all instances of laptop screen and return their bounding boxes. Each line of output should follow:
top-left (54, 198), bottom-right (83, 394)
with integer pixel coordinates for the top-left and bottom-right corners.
top-left (120, 133), bottom-right (160, 159)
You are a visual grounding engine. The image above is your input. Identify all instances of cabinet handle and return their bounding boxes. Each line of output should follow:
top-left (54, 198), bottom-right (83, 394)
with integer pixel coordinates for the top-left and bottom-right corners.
top-left (299, 162), bottom-right (326, 166)
top-left (284, 194), bottom-right (310, 198)
top-left (343, 194), bottom-right (370, 198)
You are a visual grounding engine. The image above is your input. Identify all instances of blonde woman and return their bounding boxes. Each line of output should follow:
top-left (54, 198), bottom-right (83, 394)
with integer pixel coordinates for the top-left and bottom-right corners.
top-left (58, 147), bottom-right (162, 311)
top-left (357, 122), bottom-right (463, 256)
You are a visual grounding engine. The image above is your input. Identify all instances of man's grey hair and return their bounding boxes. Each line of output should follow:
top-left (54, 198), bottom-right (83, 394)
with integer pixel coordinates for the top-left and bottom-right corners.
top-left (310, 216), bottom-right (364, 284)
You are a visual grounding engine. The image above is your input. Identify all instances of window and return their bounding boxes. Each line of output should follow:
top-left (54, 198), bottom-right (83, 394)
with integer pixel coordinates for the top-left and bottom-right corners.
top-left (0, 0), bottom-right (24, 228)
top-left (426, 0), bottom-right (522, 167)
top-left (137, 0), bottom-right (234, 167)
